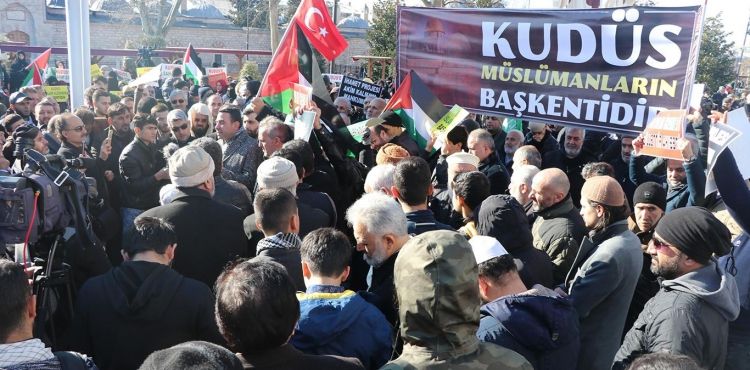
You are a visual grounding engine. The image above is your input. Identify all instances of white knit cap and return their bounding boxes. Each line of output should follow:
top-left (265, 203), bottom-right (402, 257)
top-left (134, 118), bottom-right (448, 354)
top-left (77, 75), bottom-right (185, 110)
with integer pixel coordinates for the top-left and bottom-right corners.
top-left (446, 152), bottom-right (480, 169)
top-left (469, 235), bottom-right (509, 264)
top-left (168, 146), bottom-right (215, 187)
top-left (257, 157), bottom-right (299, 196)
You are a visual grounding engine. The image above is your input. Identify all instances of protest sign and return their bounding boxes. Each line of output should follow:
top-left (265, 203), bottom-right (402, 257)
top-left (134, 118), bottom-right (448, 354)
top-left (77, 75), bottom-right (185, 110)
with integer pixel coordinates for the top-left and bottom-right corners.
top-left (43, 86), bottom-right (69, 103)
top-left (705, 123), bottom-right (742, 194)
top-left (397, 6), bottom-right (704, 135)
top-left (161, 64), bottom-right (182, 80)
top-left (55, 68), bottom-right (69, 83)
top-left (431, 104), bottom-right (470, 149)
top-left (136, 67), bottom-right (153, 77)
top-left (208, 71), bottom-right (228, 92)
top-left (323, 73), bottom-right (343, 85)
top-left (294, 111), bottom-right (317, 142)
top-left (689, 83), bottom-right (704, 110)
top-left (90, 64), bottom-right (103, 79)
top-left (206, 67), bottom-right (227, 76)
top-left (705, 108), bottom-right (750, 194)
top-left (338, 76), bottom-right (383, 107)
top-left (114, 68), bottom-right (132, 81)
top-left (339, 120), bottom-right (368, 144)
top-left (639, 109), bottom-right (685, 161)
top-left (128, 64), bottom-right (163, 87)
top-left (292, 83), bottom-right (313, 111)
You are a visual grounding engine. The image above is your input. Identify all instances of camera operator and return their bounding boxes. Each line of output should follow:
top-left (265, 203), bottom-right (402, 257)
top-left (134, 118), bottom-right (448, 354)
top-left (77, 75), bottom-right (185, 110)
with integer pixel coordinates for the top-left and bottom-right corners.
top-left (0, 259), bottom-right (98, 369)
top-left (11, 124), bottom-right (48, 173)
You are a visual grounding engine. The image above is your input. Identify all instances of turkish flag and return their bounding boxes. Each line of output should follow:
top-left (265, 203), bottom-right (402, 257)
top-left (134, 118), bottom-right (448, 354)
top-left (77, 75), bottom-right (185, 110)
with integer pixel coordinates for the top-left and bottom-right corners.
top-left (293, 0), bottom-right (348, 61)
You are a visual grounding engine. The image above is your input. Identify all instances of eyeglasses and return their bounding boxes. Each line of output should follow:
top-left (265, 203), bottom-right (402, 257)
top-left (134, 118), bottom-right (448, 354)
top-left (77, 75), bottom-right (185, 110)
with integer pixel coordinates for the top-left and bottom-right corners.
top-left (171, 123), bottom-right (189, 132)
top-left (171, 99), bottom-right (185, 104)
top-left (65, 125), bottom-right (85, 132)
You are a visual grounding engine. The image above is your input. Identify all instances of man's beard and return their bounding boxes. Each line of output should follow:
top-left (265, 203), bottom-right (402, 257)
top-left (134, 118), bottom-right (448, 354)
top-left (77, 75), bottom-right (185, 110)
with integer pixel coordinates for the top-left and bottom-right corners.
top-left (193, 126), bottom-right (208, 138)
top-left (504, 145), bottom-right (516, 156)
top-left (650, 258), bottom-right (680, 280)
top-left (362, 243), bottom-right (389, 267)
top-left (486, 126), bottom-right (499, 135)
top-left (564, 145), bottom-right (581, 158)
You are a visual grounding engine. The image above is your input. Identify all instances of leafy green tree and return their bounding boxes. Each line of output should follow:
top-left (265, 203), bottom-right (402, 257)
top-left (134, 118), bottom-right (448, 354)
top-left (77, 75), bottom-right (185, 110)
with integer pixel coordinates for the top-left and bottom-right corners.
top-left (696, 14), bottom-right (735, 93)
top-left (366, 0), bottom-right (398, 77)
top-left (229, 0), bottom-right (269, 28)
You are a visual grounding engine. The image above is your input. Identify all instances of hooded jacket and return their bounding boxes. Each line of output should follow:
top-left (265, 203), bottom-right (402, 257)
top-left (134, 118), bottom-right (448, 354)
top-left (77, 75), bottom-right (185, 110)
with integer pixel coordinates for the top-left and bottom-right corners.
top-left (68, 261), bottom-right (223, 370)
top-left (291, 285), bottom-right (392, 369)
top-left (614, 260), bottom-right (741, 370)
top-left (381, 230), bottom-right (532, 370)
top-left (532, 195), bottom-right (587, 285)
top-left (478, 285), bottom-right (580, 370)
top-left (477, 195), bottom-right (555, 288)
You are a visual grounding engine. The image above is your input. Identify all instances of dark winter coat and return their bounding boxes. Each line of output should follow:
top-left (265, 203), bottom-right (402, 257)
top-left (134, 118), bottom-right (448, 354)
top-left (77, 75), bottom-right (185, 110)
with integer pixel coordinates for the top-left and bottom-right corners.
top-left (68, 261), bottom-right (223, 370)
top-left (614, 261), bottom-right (740, 370)
top-left (406, 209), bottom-right (453, 235)
top-left (118, 137), bottom-right (167, 210)
top-left (524, 131), bottom-right (559, 158)
top-left (138, 187), bottom-right (248, 287)
top-left (477, 195), bottom-right (555, 288)
top-left (219, 129), bottom-right (260, 190)
top-left (531, 196), bottom-right (587, 285)
top-left (478, 286), bottom-right (580, 370)
top-left (563, 220), bottom-right (641, 370)
top-left (213, 175), bottom-right (253, 215)
top-left (479, 153), bottom-right (511, 195)
top-left (238, 344), bottom-right (363, 370)
top-left (254, 232), bottom-right (305, 292)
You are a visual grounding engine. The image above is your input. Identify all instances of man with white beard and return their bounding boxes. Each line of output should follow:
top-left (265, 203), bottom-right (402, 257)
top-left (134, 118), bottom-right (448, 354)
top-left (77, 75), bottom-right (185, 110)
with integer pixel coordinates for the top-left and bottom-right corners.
top-left (502, 129), bottom-right (524, 173)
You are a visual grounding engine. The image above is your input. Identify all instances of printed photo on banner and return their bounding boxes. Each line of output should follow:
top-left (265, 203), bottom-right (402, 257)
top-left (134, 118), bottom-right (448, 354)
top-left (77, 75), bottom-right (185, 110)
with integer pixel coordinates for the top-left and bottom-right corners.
top-left (639, 109), bottom-right (685, 161)
top-left (397, 6), bottom-right (705, 135)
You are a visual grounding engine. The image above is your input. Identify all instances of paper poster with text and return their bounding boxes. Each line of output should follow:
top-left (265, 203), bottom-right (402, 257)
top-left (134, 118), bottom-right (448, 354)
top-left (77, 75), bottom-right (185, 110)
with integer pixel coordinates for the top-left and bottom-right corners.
top-left (431, 104), bottom-right (470, 149)
top-left (397, 6), bottom-right (704, 135)
top-left (292, 83), bottom-right (313, 111)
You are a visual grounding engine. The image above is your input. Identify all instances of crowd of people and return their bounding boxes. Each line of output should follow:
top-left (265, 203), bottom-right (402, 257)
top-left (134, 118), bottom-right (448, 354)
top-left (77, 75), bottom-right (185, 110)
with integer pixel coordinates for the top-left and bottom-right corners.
top-left (1, 52), bottom-right (750, 370)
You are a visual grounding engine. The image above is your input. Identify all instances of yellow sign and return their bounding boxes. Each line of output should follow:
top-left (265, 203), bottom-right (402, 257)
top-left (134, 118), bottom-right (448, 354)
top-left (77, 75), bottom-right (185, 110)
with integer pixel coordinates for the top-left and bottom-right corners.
top-left (44, 86), bottom-right (69, 103)
top-left (137, 67), bottom-right (154, 77)
top-left (91, 64), bottom-right (103, 79)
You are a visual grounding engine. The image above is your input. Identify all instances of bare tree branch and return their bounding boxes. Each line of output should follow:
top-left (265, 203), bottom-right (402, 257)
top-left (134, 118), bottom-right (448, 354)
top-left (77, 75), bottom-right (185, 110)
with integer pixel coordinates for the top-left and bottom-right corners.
top-left (160, 0), bottom-right (184, 35)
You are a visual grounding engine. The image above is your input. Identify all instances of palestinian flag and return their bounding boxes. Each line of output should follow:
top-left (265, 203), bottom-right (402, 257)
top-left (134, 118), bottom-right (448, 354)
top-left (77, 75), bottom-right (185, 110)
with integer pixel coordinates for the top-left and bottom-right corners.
top-left (384, 70), bottom-right (449, 149)
top-left (259, 24), bottom-right (334, 117)
top-left (21, 48), bottom-right (52, 87)
top-left (183, 44), bottom-right (203, 84)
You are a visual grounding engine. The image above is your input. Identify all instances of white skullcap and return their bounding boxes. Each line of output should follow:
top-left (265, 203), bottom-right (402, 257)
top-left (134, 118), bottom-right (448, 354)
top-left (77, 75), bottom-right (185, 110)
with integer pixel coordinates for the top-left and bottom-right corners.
top-left (469, 235), bottom-right (509, 264)
top-left (446, 152), bottom-right (480, 169)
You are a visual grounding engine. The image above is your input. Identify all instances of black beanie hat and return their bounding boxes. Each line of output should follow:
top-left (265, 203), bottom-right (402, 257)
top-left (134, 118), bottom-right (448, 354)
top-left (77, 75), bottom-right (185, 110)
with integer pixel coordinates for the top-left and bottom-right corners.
top-left (654, 207), bottom-right (732, 265)
top-left (138, 341), bottom-right (242, 370)
top-left (633, 182), bottom-right (667, 211)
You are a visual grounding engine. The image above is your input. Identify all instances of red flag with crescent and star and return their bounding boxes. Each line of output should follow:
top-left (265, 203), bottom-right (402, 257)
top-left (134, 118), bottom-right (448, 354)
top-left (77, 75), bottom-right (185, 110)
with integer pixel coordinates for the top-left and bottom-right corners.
top-left (292, 0), bottom-right (348, 61)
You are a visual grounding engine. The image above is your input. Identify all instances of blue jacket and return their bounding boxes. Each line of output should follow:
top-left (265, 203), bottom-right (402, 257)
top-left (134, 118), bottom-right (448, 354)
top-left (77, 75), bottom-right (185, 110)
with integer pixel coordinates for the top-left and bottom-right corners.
top-left (629, 155), bottom-right (705, 211)
top-left (477, 286), bottom-right (580, 370)
top-left (292, 285), bottom-right (392, 370)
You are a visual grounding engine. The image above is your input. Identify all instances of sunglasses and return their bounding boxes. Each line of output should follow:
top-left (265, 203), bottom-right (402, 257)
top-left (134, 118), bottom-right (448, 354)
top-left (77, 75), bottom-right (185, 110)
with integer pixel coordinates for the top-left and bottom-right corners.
top-left (171, 99), bottom-right (185, 104)
top-left (171, 123), bottom-right (189, 132)
top-left (65, 125), bottom-right (85, 132)
top-left (651, 238), bottom-right (671, 249)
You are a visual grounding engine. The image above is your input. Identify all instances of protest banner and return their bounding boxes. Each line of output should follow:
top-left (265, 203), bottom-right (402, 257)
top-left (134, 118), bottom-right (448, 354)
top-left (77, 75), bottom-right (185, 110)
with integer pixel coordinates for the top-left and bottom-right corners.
top-left (136, 67), bottom-right (153, 77)
top-left (43, 85), bottom-right (69, 103)
top-left (128, 64), bottom-right (163, 87)
top-left (338, 76), bottom-right (383, 107)
top-left (90, 64), bottom-right (103, 79)
top-left (292, 83), bottom-right (313, 111)
top-left (638, 109), bottom-right (685, 161)
top-left (397, 6), bottom-right (704, 135)
top-left (206, 67), bottom-right (227, 76)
